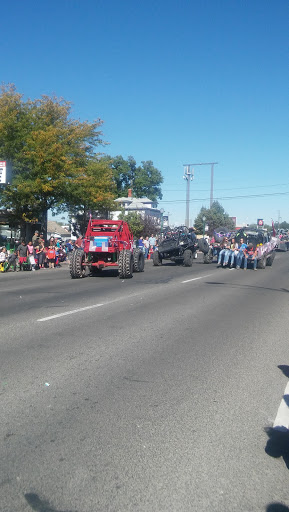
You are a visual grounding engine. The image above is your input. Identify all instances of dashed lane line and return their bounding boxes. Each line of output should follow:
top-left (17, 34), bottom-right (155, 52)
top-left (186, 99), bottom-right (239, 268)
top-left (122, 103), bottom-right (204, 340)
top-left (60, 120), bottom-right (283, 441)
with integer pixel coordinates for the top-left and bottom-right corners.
top-left (273, 382), bottom-right (289, 431)
top-left (37, 303), bottom-right (104, 322)
top-left (182, 274), bottom-right (213, 284)
top-left (37, 273), bottom-right (214, 322)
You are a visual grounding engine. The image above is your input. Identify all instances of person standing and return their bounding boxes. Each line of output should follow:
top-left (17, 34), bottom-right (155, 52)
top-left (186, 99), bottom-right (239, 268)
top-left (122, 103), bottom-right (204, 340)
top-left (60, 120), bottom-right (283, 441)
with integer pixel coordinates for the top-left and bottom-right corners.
top-left (75, 236), bottom-right (84, 249)
top-left (46, 245), bottom-right (56, 268)
top-left (32, 230), bottom-right (40, 246)
top-left (17, 240), bottom-right (28, 271)
top-left (0, 247), bottom-right (7, 271)
top-left (36, 241), bottom-right (45, 268)
top-left (27, 241), bottom-right (36, 271)
top-left (148, 234), bottom-right (156, 251)
top-left (138, 236), bottom-right (145, 252)
top-left (143, 236), bottom-right (150, 259)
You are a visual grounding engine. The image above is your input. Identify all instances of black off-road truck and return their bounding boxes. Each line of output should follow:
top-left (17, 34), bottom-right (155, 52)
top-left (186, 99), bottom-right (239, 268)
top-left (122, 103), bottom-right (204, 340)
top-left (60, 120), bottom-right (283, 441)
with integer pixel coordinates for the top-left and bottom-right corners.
top-left (153, 226), bottom-right (199, 267)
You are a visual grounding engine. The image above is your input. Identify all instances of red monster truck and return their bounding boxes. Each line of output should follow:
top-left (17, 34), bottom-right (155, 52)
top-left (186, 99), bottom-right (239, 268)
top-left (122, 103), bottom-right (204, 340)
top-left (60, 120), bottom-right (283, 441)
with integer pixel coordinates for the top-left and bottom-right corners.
top-left (70, 219), bottom-right (144, 279)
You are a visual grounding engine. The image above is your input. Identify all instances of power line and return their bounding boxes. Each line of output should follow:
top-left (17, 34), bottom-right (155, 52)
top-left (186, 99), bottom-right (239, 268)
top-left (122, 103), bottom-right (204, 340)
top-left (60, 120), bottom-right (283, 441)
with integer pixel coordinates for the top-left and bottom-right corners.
top-left (159, 190), bottom-right (289, 204)
top-left (162, 182), bottom-right (289, 193)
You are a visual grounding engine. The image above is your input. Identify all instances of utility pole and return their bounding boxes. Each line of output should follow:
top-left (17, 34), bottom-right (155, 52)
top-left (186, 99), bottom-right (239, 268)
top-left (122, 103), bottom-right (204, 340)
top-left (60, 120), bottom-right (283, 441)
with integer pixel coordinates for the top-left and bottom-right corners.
top-left (184, 162), bottom-right (218, 211)
top-left (183, 165), bottom-right (194, 227)
top-left (183, 161), bottom-right (218, 226)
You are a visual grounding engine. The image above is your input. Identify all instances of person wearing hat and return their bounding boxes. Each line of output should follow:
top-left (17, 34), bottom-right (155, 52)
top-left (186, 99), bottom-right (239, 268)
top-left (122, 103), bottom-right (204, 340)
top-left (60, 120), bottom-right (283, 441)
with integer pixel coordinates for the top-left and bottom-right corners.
top-left (32, 230), bottom-right (40, 246)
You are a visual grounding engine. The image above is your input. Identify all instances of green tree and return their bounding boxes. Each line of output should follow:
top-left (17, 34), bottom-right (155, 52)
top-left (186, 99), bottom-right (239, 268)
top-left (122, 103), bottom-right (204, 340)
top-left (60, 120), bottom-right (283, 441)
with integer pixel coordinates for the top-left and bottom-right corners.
top-left (0, 84), bottom-right (113, 232)
top-left (279, 221), bottom-right (289, 230)
top-left (118, 209), bottom-right (144, 238)
top-left (102, 155), bottom-right (163, 201)
top-left (194, 201), bottom-right (235, 236)
top-left (133, 160), bottom-right (163, 201)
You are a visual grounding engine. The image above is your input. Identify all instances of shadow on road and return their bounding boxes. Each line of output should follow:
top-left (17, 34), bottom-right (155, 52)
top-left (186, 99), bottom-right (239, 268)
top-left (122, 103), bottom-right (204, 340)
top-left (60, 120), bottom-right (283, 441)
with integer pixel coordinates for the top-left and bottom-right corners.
top-left (24, 492), bottom-right (76, 512)
top-left (205, 281), bottom-right (289, 294)
top-left (265, 427), bottom-right (289, 469)
top-left (266, 504), bottom-right (289, 511)
top-left (278, 365), bottom-right (289, 378)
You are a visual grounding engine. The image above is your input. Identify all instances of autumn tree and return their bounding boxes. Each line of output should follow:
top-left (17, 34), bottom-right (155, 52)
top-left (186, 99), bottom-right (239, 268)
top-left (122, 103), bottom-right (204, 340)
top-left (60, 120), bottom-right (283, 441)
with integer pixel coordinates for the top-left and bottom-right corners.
top-left (0, 84), bottom-right (114, 233)
top-left (65, 157), bottom-right (116, 234)
top-left (194, 201), bottom-right (235, 235)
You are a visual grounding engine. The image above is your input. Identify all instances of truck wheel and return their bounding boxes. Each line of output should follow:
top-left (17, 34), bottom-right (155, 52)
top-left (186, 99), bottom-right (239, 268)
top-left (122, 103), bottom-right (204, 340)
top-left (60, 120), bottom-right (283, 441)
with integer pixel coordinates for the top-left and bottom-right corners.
top-left (119, 249), bottom-right (133, 278)
top-left (133, 249), bottom-right (145, 272)
top-left (257, 255), bottom-right (266, 269)
top-left (153, 251), bottom-right (162, 266)
top-left (183, 249), bottom-right (193, 266)
top-left (266, 252), bottom-right (275, 266)
top-left (198, 238), bottom-right (209, 254)
top-left (203, 251), bottom-right (213, 264)
top-left (70, 249), bottom-right (86, 278)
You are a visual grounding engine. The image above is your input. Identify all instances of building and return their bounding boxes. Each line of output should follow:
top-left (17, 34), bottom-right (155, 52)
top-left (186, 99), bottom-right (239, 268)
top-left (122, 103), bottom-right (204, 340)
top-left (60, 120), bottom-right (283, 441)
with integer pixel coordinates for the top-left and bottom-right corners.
top-left (47, 221), bottom-right (71, 241)
top-left (112, 189), bottom-right (167, 227)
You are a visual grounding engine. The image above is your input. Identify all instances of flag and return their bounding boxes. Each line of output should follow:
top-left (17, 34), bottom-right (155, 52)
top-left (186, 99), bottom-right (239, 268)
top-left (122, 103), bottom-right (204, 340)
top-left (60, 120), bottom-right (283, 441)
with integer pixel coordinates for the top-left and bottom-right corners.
top-left (272, 220), bottom-right (276, 237)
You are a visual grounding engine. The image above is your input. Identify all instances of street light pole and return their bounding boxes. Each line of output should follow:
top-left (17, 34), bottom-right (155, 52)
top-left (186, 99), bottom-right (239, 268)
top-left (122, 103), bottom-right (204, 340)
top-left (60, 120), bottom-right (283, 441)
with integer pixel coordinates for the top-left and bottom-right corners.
top-left (202, 216), bottom-right (206, 238)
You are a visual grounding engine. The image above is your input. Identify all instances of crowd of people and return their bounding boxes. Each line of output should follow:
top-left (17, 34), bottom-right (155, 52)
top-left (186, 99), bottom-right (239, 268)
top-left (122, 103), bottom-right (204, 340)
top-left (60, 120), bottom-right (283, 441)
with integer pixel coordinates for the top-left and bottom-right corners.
top-left (0, 230), bottom-right (75, 273)
top-left (136, 234), bottom-right (157, 259)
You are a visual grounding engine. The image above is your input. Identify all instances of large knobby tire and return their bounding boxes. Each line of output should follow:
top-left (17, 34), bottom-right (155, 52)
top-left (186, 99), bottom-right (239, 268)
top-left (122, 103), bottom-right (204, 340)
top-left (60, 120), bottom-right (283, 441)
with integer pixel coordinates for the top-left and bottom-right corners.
top-left (133, 249), bottom-right (145, 272)
top-left (153, 251), bottom-right (162, 266)
top-left (266, 252), bottom-right (275, 266)
top-left (198, 238), bottom-right (209, 254)
top-left (257, 255), bottom-right (266, 269)
top-left (183, 249), bottom-right (193, 267)
top-left (214, 227), bottom-right (229, 243)
top-left (70, 249), bottom-right (86, 278)
top-left (204, 251), bottom-right (213, 264)
top-left (119, 249), bottom-right (133, 278)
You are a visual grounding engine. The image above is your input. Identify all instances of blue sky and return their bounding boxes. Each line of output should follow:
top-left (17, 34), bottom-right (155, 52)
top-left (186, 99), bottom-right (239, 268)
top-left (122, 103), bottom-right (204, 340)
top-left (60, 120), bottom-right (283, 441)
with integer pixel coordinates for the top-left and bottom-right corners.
top-left (1, 0), bottom-right (288, 226)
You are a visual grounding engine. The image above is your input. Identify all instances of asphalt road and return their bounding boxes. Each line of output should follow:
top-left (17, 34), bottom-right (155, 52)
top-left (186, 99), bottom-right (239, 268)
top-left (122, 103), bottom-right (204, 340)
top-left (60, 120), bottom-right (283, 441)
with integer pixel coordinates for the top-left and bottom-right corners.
top-left (1, 254), bottom-right (289, 512)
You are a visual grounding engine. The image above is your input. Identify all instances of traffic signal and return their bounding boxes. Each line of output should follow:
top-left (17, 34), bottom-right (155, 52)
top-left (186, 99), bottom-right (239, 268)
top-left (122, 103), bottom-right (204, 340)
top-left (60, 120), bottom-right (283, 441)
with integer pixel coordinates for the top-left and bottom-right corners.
top-left (257, 219), bottom-right (264, 227)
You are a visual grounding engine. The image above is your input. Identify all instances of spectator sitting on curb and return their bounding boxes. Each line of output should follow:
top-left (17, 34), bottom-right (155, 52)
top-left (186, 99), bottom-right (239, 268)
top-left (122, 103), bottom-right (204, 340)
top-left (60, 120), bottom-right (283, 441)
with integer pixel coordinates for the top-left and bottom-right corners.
top-left (6, 250), bottom-right (17, 271)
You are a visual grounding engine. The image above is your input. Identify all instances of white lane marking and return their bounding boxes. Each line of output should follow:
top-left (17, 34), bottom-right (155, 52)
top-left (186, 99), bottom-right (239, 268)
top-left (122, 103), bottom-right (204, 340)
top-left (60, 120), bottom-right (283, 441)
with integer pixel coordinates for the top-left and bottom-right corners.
top-left (273, 382), bottom-right (289, 430)
top-left (38, 272), bottom-right (213, 321)
top-left (37, 303), bottom-right (104, 322)
top-left (182, 274), bottom-right (213, 284)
